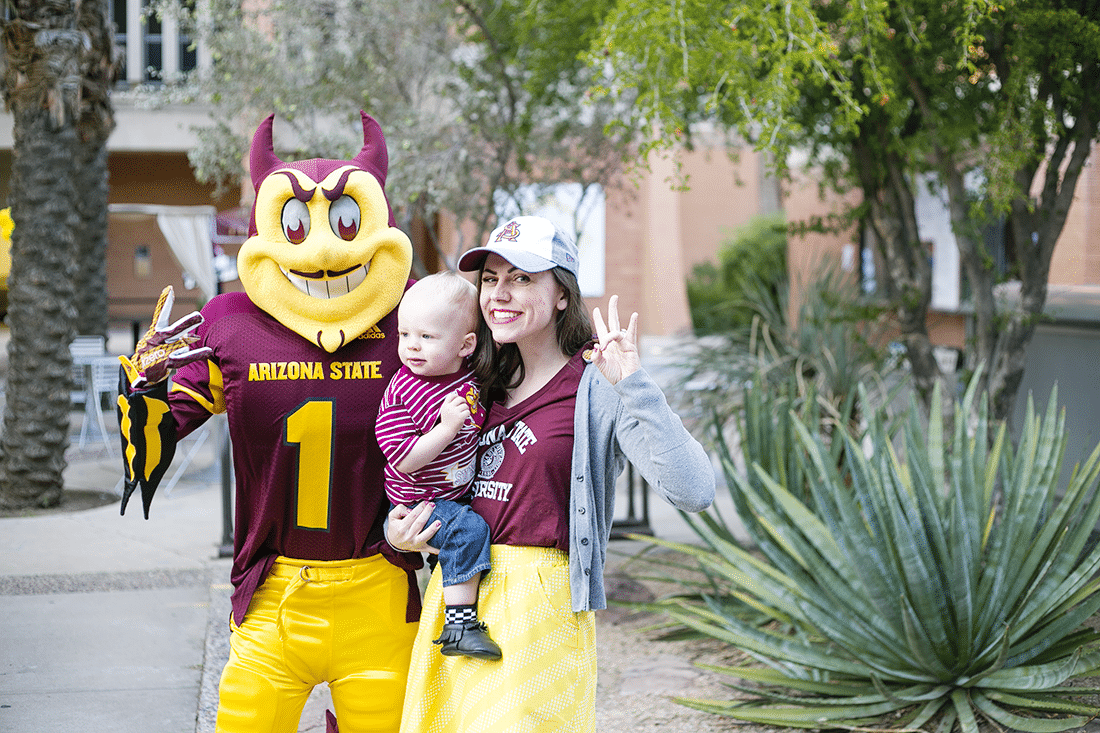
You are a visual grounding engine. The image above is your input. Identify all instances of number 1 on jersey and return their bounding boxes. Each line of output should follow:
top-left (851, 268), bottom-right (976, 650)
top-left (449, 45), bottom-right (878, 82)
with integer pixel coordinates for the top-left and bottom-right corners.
top-left (285, 400), bottom-right (334, 530)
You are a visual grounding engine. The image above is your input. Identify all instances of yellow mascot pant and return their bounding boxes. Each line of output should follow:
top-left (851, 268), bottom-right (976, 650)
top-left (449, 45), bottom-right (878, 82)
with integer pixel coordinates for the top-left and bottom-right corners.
top-left (216, 555), bottom-right (418, 733)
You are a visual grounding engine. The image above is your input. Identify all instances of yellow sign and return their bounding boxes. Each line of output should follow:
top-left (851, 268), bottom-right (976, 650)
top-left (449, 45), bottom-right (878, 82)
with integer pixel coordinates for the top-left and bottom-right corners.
top-left (0, 207), bottom-right (11, 290)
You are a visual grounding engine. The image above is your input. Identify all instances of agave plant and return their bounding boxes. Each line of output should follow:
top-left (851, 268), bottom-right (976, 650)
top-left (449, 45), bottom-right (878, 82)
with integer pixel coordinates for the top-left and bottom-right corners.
top-left (649, 378), bottom-right (1100, 732)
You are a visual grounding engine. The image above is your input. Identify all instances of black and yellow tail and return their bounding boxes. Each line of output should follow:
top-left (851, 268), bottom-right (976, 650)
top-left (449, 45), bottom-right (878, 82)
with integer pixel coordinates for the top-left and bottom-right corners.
top-left (116, 370), bottom-right (177, 519)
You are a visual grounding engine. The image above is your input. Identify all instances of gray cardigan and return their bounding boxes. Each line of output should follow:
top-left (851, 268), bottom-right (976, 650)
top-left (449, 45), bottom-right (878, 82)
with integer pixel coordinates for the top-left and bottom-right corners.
top-left (568, 363), bottom-right (715, 612)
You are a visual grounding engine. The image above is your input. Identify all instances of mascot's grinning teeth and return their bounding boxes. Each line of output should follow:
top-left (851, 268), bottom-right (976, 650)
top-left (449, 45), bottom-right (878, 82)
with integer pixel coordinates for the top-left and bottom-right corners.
top-left (281, 263), bottom-right (369, 299)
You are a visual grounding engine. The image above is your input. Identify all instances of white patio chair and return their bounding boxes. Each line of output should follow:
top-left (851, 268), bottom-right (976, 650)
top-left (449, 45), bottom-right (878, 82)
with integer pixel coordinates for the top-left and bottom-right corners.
top-left (69, 336), bottom-right (117, 454)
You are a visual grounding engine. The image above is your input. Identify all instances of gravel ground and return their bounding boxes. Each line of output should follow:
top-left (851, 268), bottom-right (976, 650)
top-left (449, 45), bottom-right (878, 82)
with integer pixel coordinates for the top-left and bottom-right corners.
top-left (595, 585), bottom-right (749, 732)
top-left (594, 543), bottom-right (758, 733)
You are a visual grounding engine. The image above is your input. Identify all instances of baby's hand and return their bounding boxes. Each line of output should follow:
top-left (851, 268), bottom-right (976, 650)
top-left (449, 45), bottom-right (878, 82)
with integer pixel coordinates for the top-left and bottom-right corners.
top-left (438, 392), bottom-right (471, 433)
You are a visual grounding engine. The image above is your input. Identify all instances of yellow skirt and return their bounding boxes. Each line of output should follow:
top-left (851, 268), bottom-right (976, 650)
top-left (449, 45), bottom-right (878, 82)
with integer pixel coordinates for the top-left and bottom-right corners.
top-left (400, 545), bottom-right (597, 733)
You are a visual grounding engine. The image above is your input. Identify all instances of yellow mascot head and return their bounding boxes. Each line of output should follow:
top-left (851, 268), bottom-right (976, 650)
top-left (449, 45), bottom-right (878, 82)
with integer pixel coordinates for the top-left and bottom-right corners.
top-left (237, 111), bottom-right (413, 352)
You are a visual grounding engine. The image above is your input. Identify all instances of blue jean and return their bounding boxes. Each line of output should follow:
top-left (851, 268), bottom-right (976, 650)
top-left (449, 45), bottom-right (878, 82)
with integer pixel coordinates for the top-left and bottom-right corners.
top-left (424, 499), bottom-right (492, 587)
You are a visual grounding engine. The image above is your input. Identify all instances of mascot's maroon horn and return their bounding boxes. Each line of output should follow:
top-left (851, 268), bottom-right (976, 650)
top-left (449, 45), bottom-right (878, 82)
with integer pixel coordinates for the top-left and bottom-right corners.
top-left (352, 111), bottom-right (389, 190)
top-left (248, 111), bottom-right (396, 233)
top-left (248, 113), bottom-right (281, 193)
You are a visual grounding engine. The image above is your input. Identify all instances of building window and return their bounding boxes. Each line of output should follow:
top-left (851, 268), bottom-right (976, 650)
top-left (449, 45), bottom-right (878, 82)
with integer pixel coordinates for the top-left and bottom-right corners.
top-left (110, 0), bottom-right (201, 87)
top-left (111, 0), bottom-right (128, 85)
top-left (180, 31), bottom-right (197, 74)
top-left (143, 4), bottom-right (162, 82)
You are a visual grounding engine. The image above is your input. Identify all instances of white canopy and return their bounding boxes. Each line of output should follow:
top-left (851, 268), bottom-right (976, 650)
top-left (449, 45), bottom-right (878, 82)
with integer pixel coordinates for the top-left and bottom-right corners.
top-left (109, 204), bottom-right (218, 301)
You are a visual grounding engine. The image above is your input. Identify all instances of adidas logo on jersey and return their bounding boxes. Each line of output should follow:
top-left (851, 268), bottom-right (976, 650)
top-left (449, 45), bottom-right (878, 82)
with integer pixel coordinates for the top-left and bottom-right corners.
top-left (357, 325), bottom-right (386, 340)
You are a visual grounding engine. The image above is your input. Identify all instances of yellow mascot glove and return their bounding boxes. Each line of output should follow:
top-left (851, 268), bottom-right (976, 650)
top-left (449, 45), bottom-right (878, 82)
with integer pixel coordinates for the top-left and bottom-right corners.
top-left (119, 286), bottom-right (212, 388)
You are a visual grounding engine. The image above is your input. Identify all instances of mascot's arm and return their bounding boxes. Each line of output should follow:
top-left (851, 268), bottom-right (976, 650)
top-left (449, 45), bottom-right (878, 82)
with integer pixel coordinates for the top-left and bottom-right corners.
top-left (117, 286), bottom-right (214, 518)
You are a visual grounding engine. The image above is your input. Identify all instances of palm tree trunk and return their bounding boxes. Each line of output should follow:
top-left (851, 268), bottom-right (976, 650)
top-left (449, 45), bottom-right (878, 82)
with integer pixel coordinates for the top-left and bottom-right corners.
top-left (1, 110), bottom-right (80, 509)
top-left (73, 141), bottom-right (111, 338)
top-left (73, 0), bottom-right (116, 338)
top-left (0, 4), bottom-right (82, 509)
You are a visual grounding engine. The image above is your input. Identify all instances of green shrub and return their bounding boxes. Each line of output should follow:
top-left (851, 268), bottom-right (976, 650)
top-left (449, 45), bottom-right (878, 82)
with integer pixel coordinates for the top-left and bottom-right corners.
top-left (648, 378), bottom-right (1100, 731)
top-left (687, 214), bottom-right (787, 335)
top-left (675, 264), bottom-right (896, 451)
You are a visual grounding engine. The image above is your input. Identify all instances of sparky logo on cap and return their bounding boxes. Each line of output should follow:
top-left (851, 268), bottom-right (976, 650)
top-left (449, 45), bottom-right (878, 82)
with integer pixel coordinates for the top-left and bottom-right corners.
top-left (495, 220), bottom-right (522, 242)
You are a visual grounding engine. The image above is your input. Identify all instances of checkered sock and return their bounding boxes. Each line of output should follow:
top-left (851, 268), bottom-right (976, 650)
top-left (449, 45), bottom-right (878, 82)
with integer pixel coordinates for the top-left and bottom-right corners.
top-left (445, 604), bottom-right (479, 626)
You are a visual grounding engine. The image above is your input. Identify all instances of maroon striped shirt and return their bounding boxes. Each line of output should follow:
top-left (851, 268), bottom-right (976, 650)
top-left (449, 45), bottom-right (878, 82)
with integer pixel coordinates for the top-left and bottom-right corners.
top-left (376, 365), bottom-right (486, 505)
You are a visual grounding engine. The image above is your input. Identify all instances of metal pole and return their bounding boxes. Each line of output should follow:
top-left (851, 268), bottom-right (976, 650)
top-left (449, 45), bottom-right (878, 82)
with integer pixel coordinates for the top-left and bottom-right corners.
top-left (218, 422), bottom-right (233, 558)
top-left (213, 278), bottom-right (234, 559)
top-left (610, 463), bottom-right (653, 539)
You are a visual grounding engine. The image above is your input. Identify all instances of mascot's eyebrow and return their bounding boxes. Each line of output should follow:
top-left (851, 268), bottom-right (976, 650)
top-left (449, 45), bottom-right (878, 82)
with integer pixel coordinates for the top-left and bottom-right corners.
top-left (277, 171), bottom-right (316, 203)
top-left (322, 168), bottom-right (355, 202)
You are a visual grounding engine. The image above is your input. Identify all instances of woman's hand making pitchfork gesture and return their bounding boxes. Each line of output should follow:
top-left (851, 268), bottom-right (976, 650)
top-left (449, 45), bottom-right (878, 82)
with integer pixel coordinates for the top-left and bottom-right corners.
top-left (590, 294), bottom-right (640, 385)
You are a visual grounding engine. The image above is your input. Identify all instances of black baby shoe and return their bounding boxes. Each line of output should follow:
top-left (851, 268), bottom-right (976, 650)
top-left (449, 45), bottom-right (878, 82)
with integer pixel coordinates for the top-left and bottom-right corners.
top-left (433, 621), bottom-right (502, 660)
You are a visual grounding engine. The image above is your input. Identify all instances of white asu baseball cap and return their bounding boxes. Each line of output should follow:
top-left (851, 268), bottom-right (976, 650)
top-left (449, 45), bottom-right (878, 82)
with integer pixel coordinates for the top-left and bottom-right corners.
top-left (458, 216), bottom-right (579, 278)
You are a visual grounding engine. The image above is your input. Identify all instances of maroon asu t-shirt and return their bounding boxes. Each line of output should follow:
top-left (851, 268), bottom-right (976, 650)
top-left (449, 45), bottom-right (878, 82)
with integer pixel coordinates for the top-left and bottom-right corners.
top-left (166, 289), bottom-right (420, 624)
top-left (470, 350), bottom-right (587, 549)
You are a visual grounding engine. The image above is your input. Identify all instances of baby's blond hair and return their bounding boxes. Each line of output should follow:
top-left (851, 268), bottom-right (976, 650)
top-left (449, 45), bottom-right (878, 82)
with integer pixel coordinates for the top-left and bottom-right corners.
top-left (403, 271), bottom-right (479, 333)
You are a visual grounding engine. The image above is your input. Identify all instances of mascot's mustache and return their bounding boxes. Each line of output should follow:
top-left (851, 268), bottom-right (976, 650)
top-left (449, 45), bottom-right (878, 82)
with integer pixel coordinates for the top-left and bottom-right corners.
top-left (279, 263), bottom-right (369, 298)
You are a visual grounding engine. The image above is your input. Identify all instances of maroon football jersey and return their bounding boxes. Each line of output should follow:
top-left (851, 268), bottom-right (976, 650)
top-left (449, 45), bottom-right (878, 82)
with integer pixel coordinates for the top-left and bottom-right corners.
top-left (469, 350), bottom-right (586, 550)
top-left (168, 289), bottom-right (420, 624)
